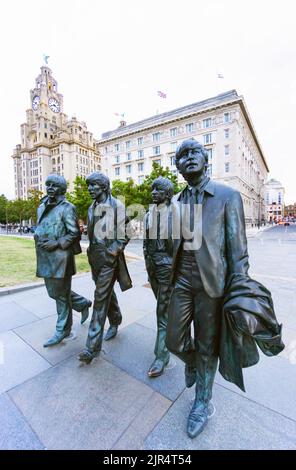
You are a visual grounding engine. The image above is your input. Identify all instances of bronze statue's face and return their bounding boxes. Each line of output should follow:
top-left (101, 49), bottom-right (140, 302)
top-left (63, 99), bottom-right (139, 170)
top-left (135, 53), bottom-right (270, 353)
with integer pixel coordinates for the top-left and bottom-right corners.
top-left (87, 181), bottom-right (106, 201)
top-left (151, 184), bottom-right (167, 205)
top-left (45, 181), bottom-right (62, 199)
top-left (177, 145), bottom-right (206, 179)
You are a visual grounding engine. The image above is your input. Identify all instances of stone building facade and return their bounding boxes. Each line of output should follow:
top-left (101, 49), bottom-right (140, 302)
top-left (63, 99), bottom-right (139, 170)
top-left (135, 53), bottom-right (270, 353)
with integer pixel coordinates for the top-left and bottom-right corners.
top-left (265, 178), bottom-right (285, 222)
top-left (99, 90), bottom-right (269, 225)
top-left (11, 66), bottom-right (101, 199)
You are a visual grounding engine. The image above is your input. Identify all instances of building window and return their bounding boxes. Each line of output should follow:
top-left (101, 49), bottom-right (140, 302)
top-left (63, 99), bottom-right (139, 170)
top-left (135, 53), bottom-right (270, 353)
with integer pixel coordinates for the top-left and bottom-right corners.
top-left (44, 122), bottom-right (48, 129)
top-left (152, 132), bottom-right (160, 142)
top-left (44, 133), bottom-right (47, 138)
top-left (224, 112), bottom-right (230, 123)
top-left (203, 133), bottom-right (212, 144)
top-left (138, 175), bottom-right (144, 184)
top-left (138, 162), bottom-right (144, 172)
top-left (138, 149), bottom-right (144, 159)
top-left (224, 145), bottom-right (229, 156)
top-left (115, 167), bottom-right (120, 176)
top-left (137, 137), bottom-right (143, 146)
top-left (115, 155), bottom-right (120, 163)
top-left (207, 164), bottom-right (212, 176)
top-left (126, 140), bottom-right (131, 149)
top-left (203, 118), bottom-right (212, 128)
top-left (154, 159), bottom-right (161, 166)
top-left (225, 162), bottom-right (230, 173)
top-left (153, 146), bottom-right (160, 155)
top-left (207, 148), bottom-right (213, 161)
top-left (126, 165), bottom-right (131, 174)
top-left (224, 128), bottom-right (229, 138)
top-left (170, 156), bottom-right (175, 166)
top-left (170, 141), bottom-right (177, 152)
top-left (170, 127), bottom-right (177, 138)
top-left (115, 143), bottom-right (119, 152)
top-left (186, 123), bottom-right (194, 133)
top-left (126, 152), bottom-right (132, 161)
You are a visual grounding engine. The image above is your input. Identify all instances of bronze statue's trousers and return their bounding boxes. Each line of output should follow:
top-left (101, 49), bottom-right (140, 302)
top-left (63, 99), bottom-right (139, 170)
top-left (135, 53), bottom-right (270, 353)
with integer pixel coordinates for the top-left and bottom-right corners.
top-left (86, 246), bottom-right (122, 354)
top-left (44, 277), bottom-right (91, 336)
top-left (166, 251), bottom-right (222, 403)
top-left (148, 263), bottom-right (172, 364)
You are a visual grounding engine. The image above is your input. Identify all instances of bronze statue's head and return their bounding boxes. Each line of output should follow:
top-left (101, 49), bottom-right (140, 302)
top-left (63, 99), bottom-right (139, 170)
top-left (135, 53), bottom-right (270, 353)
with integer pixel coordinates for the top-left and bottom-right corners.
top-left (45, 174), bottom-right (67, 197)
top-left (174, 138), bottom-right (208, 180)
top-left (151, 177), bottom-right (174, 205)
top-left (86, 172), bottom-right (110, 201)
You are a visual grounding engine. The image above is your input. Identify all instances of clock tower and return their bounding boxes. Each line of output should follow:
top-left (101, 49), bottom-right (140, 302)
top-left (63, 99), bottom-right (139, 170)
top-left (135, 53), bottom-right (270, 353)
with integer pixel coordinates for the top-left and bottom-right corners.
top-left (11, 65), bottom-right (101, 200)
top-left (30, 66), bottom-right (64, 116)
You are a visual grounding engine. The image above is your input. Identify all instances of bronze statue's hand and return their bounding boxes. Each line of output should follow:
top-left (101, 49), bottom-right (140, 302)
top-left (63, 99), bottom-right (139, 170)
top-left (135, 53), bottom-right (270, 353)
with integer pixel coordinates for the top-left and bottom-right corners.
top-left (40, 240), bottom-right (59, 252)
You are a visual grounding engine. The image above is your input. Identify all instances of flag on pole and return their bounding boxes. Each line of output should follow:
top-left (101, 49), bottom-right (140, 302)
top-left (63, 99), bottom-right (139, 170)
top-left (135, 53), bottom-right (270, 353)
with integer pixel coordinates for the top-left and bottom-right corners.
top-left (114, 112), bottom-right (125, 118)
top-left (217, 73), bottom-right (224, 79)
top-left (157, 90), bottom-right (167, 98)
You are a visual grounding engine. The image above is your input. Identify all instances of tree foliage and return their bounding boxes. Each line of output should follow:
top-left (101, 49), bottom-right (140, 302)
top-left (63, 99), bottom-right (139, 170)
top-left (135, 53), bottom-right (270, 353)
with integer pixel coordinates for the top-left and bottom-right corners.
top-left (137, 162), bottom-right (182, 208)
top-left (111, 162), bottom-right (183, 209)
top-left (0, 194), bottom-right (8, 224)
top-left (27, 188), bottom-right (43, 223)
top-left (66, 176), bottom-right (92, 222)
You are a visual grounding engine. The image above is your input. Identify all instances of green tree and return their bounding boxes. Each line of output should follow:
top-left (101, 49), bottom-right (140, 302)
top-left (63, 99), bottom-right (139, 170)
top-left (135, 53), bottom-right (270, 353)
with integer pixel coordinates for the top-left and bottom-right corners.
top-left (27, 188), bottom-right (43, 223)
top-left (66, 176), bottom-right (92, 222)
top-left (138, 162), bottom-right (183, 208)
top-left (0, 194), bottom-right (8, 224)
top-left (111, 179), bottom-right (142, 207)
top-left (9, 199), bottom-right (31, 224)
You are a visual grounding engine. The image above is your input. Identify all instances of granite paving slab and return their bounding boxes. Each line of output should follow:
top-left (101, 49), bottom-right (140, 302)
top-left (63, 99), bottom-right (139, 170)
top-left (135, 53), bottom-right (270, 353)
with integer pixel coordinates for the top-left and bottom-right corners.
top-left (103, 322), bottom-right (185, 401)
top-left (0, 393), bottom-right (44, 450)
top-left (9, 356), bottom-right (171, 450)
top-left (0, 301), bottom-right (39, 333)
top-left (144, 384), bottom-right (296, 450)
top-left (0, 330), bottom-right (50, 393)
top-left (14, 315), bottom-right (90, 366)
top-left (215, 351), bottom-right (296, 421)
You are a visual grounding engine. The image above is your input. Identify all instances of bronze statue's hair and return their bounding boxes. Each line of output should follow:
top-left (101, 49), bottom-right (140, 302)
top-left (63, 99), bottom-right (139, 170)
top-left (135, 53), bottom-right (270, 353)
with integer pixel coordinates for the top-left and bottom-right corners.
top-left (45, 174), bottom-right (67, 194)
top-left (174, 138), bottom-right (208, 166)
top-left (86, 172), bottom-right (110, 193)
top-left (152, 176), bottom-right (174, 200)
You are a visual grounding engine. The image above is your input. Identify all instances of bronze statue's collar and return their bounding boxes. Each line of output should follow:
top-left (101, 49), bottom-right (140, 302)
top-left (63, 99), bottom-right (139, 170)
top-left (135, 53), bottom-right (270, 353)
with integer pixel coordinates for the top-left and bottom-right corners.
top-left (43, 194), bottom-right (65, 206)
top-left (202, 179), bottom-right (215, 196)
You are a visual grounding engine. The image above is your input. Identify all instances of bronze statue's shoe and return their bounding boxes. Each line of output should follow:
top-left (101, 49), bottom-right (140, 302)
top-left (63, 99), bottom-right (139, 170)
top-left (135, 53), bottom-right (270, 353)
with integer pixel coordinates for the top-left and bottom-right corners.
top-left (43, 331), bottom-right (70, 348)
top-left (148, 359), bottom-right (166, 378)
top-left (185, 364), bottom-right (197, 388)
top-left (81, 300), bottom-right (92, 325)
top-left (187, 401), bottom-right (209, 439)
top-left (78, 349), bottom-right (95, 364)
top-left (104, 325), bottom-right (118, 341)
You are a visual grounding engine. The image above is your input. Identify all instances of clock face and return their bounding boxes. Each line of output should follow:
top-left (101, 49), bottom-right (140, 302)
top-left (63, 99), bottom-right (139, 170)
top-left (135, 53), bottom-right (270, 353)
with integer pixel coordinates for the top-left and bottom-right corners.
top-left (32, 95), bottom-right (40, 111)
top-left (48, 97), bottom-right (60, 113)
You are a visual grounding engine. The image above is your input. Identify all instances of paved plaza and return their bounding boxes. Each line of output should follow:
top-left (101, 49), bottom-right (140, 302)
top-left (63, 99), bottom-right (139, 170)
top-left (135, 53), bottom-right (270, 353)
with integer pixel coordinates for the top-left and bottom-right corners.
top-left (0, 226), bottom-right (296, 450)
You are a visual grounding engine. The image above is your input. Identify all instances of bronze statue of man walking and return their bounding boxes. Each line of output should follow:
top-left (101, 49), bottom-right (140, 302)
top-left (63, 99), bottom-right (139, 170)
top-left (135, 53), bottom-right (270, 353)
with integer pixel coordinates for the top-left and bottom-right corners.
top-left (34, 174), bottom-right (92, 347)
top-left (143, 177), bottom-right (174, 377)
